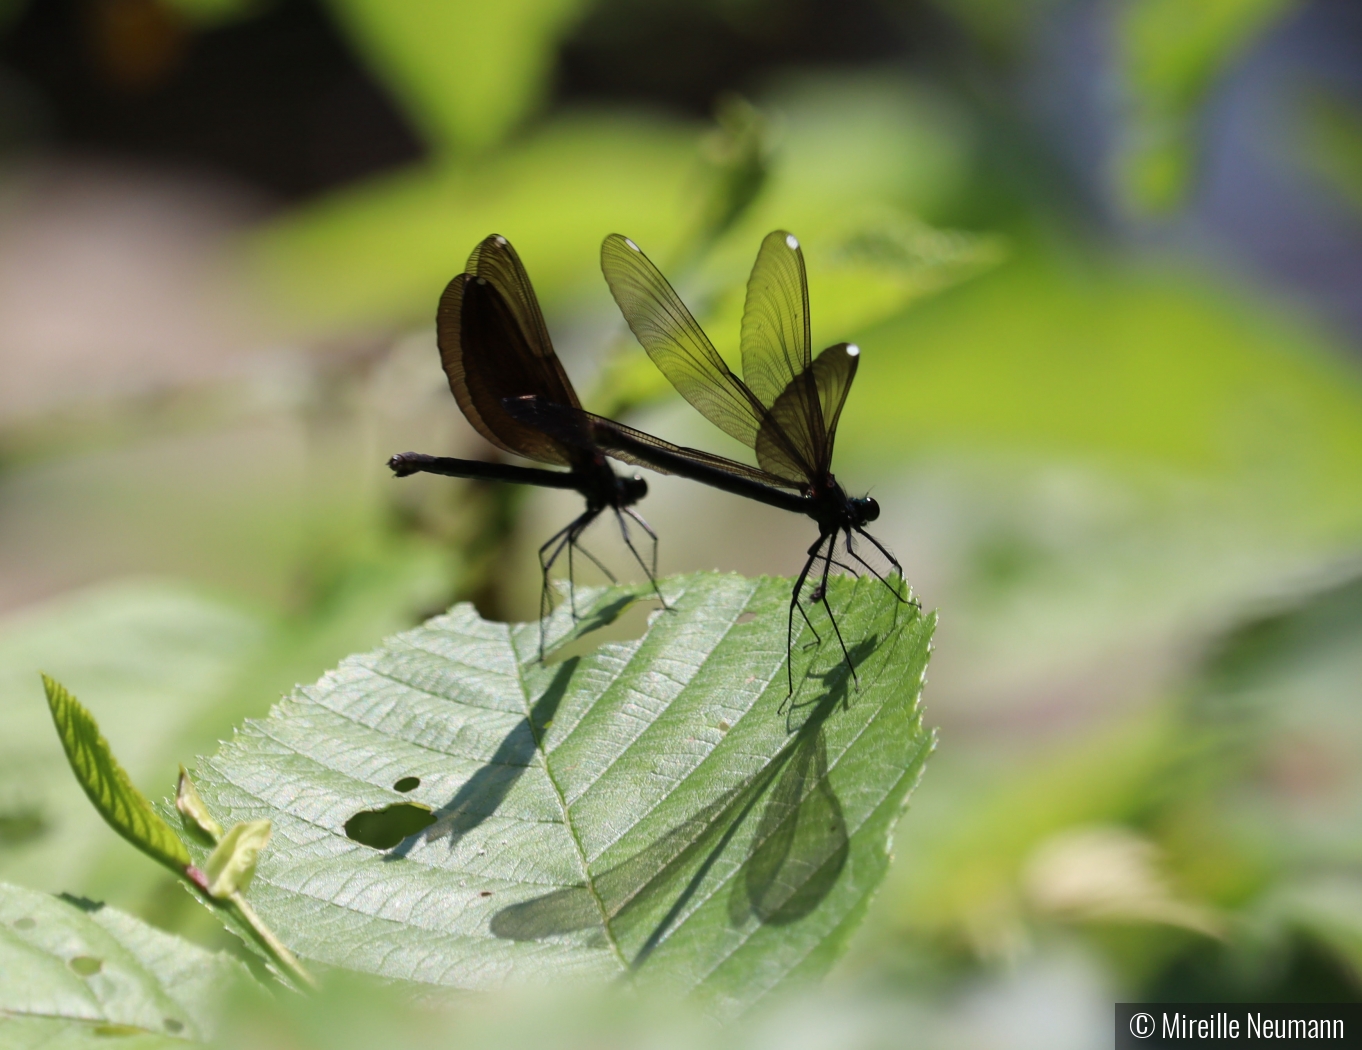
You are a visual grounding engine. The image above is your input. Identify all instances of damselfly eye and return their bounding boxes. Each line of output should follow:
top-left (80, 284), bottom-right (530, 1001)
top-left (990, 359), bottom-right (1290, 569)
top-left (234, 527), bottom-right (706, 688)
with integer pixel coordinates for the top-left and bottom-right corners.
top-left (860, 497), bottom-right (880, 524)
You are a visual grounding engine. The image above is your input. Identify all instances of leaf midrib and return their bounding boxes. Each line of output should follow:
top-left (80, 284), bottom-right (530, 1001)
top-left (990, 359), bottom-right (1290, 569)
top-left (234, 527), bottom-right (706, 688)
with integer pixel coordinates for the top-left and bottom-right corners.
top-left (512, 623), bottom-right (629, 974)
top-left (558, 578), bottom-right (764, 830)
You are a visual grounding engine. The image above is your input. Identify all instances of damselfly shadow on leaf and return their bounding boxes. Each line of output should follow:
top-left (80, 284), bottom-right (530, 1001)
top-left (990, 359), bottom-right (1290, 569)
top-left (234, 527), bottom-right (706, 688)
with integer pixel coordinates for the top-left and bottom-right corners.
top-left (485, 647), bottom-right (868, 964)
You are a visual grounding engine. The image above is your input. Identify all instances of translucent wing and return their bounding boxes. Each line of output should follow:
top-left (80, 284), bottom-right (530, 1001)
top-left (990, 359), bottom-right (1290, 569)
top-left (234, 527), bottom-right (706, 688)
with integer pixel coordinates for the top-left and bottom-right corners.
top-left (811, 342), bottom-right (858, 470)
top-left (740, 230), bottom-right (812, 409)
top-left (754, 367), bottom-right (820, 484)
top-left (444, 234), bottom-right (580, 412)
top-left (437, 272), bottom-right (575, 467)
top-left (601, 233), bottom-right (763, 448)
top-left (754, 342), bottom-right (858, 480)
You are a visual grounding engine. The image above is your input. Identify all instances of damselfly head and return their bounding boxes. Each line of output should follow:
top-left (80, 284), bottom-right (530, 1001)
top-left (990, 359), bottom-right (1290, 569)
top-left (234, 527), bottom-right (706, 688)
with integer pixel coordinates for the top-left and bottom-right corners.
top-left (622, 474), bottom-right (648, 504)
top-left (852, 496), bottom-right (880, 525)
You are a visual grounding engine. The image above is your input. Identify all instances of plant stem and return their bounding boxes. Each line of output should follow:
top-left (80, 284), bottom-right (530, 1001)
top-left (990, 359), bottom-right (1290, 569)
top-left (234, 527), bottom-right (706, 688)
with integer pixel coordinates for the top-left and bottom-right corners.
top-left (228, 890), bottom-right (318, 990)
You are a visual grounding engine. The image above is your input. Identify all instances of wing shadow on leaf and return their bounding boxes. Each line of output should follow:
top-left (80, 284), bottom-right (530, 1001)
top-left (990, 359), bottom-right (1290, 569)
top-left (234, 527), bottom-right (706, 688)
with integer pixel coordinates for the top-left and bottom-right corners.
top-left (489, 637), bottom-right (873, 968)
top-left (385, 658), bottom-right (578, 860)
top-left (726, 718), bottom-right (846, 927)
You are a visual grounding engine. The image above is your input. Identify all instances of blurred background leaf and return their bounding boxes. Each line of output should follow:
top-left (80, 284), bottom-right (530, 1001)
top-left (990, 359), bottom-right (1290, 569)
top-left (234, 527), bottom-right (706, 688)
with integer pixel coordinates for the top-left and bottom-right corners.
top-left (326, 0), bottom-right (591, 156)
top-left (1304, 88), bottom-right (1362, 218)
top-left (1118, 0), bottom-right (1303, 213)
top-left (0, 880), bottom-right (258, 1044)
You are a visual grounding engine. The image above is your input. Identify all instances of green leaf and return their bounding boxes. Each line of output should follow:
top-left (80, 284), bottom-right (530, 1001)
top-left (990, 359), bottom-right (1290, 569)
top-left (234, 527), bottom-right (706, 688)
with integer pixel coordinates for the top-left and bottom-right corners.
top-left (0, 565), bottom-right (449, 932)
top-left (926, 0), bottom-right (1066, 61)
top-left (0, 581), bottom-right (266, 905)
top-left (247, 74), bottom-right (975, 337)
top-left (42, 676), bottom-right (191, 874)
top-left (176, 767), bottom-right (223, 845)
top-left (184, 572), bottom-right (934, 1015)
top-left (1261, 877), bottom-right (1362, 974)
top-left (0, 880), bottom-right (256, 1045)
top-left (843, 256), bottom-right (1362, 523)
top-left (202, 820), bottom-right (272, 899)
top-left (691, 94), bottom-right (771, 250)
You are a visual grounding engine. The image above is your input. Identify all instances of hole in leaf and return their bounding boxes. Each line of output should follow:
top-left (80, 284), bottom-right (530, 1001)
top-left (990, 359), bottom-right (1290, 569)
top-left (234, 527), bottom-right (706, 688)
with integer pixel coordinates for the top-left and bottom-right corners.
top-left (163, 1018), bottom-right (184, 1033)
top-left (69, 955), bottom-right (102, 976)
top-left (735, 611), bottom-right (757, 624)
top-left (13, 917), bottom-right (34, 930)
top-left (479, 890), bottom-right (492, 897)
top-left (393, 776), bottom-right (420, 793)
top-left (95, 1024), bottom-right (145, 1037)
top-left (545, 599), bottom-right (662, 664)
top-left (344, 802), bottom-right (435, 849)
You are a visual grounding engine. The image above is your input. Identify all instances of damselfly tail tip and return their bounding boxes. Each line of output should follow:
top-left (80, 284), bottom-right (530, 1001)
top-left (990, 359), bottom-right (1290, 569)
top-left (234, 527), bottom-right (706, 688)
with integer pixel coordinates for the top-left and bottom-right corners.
top-left (388, 452), bottom-right (423, 477)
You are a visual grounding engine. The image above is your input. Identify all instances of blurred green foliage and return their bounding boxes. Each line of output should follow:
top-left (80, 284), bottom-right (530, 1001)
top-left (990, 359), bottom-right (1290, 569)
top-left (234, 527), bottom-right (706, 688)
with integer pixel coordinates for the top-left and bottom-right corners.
top-left (0, 881), bottom-right (257, 1045)
top-left (846, 254), bottom-right (1362, 511)
top-left (1305, 89), bottom-right (1362, 218)
top-left (326, 0), bottom-right (591, 155)
top-left (1118, 0), bottom-right (1302, 212)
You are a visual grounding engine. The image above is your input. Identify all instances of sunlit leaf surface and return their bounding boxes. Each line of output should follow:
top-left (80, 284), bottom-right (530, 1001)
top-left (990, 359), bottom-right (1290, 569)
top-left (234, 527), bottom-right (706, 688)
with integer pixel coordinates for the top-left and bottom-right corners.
top-left (185, 572), bottom-right (933, 1014)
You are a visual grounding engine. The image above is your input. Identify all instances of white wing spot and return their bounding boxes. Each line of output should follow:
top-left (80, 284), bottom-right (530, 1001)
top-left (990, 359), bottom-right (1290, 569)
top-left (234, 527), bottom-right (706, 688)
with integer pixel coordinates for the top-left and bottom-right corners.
top-left (846, 344), bottom-right (860, 357)
top-left (624, 238), bottom-right (640, 252)
top-left (785, 234), bottom-right (799, 250)
top-left (493, 235), bottom-right (507, 245)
